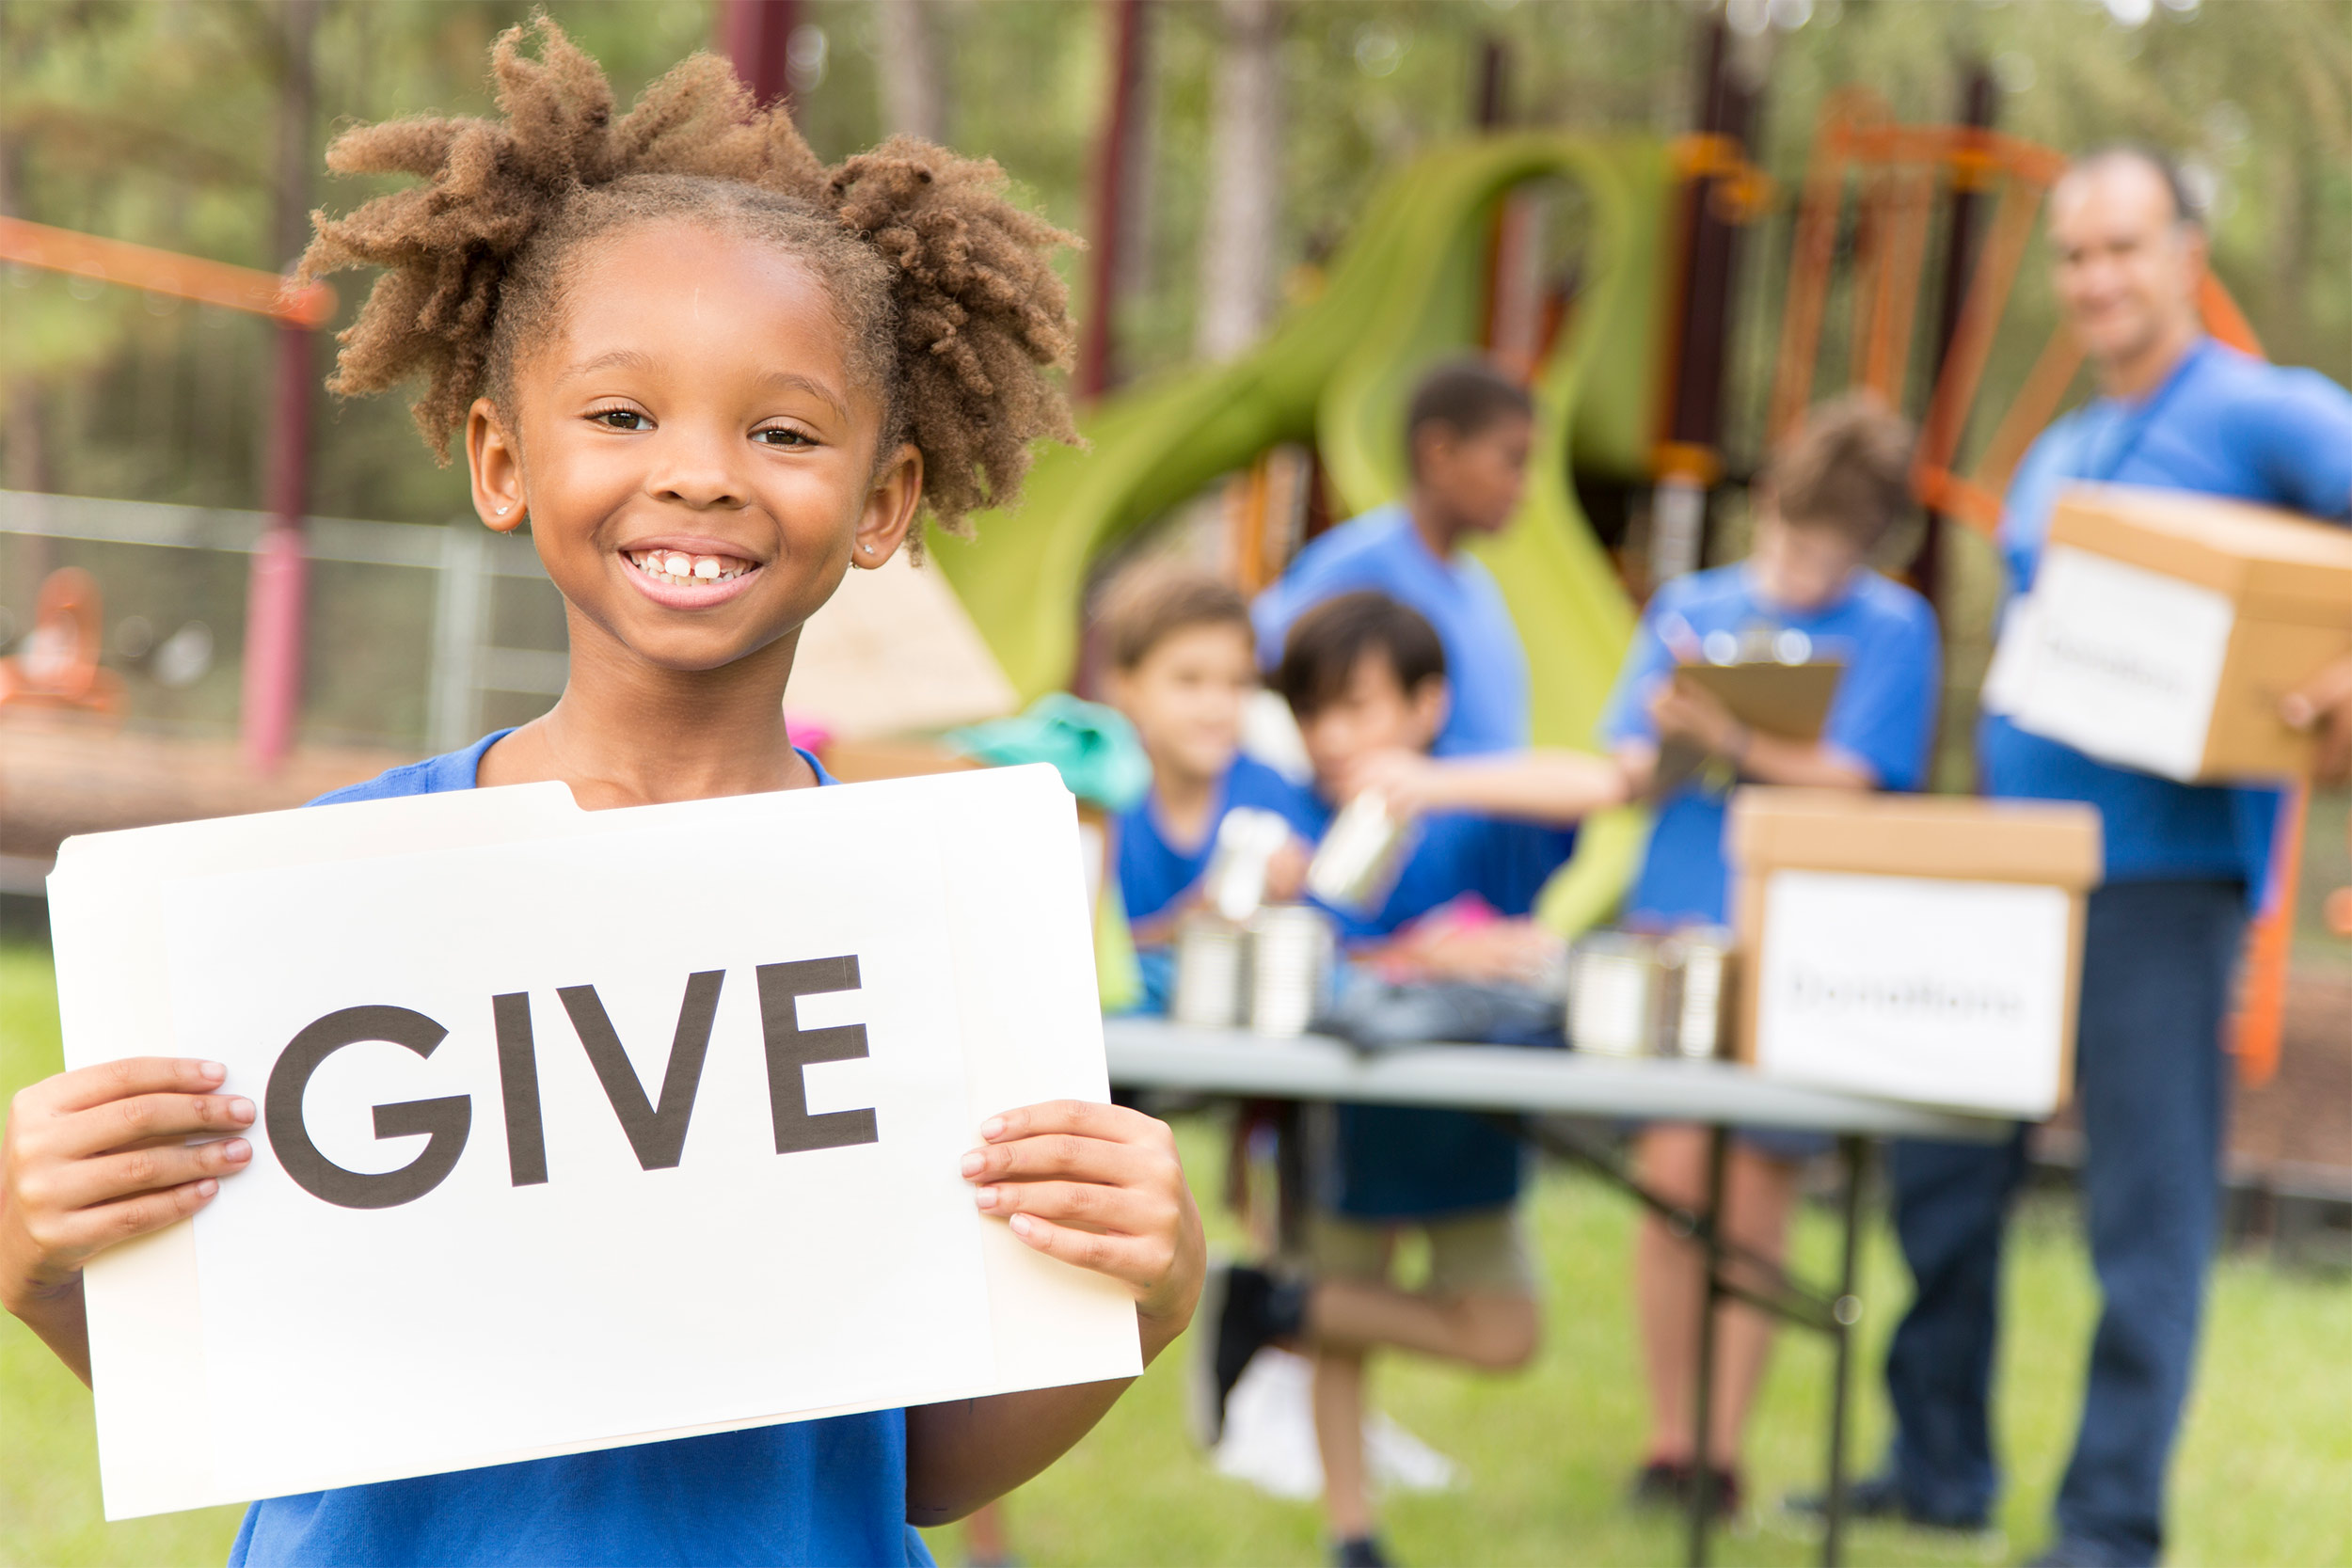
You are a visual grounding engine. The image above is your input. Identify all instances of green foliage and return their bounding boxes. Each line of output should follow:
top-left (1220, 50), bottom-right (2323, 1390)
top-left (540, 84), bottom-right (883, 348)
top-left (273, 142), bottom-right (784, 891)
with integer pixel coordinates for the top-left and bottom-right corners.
top-left (3, 939), bottom-right (2347, 1566)
top-left (4, 1), bottom-right (2345, 527)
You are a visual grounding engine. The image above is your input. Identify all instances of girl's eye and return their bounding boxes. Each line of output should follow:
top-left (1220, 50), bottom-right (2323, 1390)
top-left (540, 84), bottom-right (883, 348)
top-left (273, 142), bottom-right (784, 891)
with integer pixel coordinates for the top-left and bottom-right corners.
top-left (591, 408), bottom-right (651, 431)
top-left (754, 427), bottom-right (813, 449)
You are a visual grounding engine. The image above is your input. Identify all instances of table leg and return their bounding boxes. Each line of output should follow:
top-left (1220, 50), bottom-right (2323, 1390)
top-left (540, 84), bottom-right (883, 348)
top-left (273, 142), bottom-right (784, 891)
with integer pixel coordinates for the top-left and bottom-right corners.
top-left (1685, 1122), bottom-right (1732, 1568)
top-left (1821, 1134), bottom-right (1867, 1568)
top-left (1274, 1101), bottom-right (1310, 1259)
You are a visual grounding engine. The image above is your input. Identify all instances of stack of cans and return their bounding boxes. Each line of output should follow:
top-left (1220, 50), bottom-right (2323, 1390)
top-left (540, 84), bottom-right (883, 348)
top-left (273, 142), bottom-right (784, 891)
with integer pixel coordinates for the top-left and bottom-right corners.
top-left (1170, 904), bottom-right (1337, 1037)
top-left (1564, 926), bottom-right (1738, 1059)
top-left (1245, 905), bottom-right (1336, 1038)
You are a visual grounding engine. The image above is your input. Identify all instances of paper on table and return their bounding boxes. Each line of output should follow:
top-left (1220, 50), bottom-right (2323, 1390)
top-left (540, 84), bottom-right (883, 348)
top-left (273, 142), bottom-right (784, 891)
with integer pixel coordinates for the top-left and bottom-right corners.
top-left (47, 765), bottom-right (1139, 1519)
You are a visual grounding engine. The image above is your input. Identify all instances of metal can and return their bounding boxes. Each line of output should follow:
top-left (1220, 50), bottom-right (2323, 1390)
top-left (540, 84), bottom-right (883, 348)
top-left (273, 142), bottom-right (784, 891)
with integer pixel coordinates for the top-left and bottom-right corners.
top-left (1306, 793), bottom-right (1411, 911)
top-left (1247, 905), bottom-right (1335, 1038)
top-left (1659, 926), bottom-right (1736, 1060)
top-left (1565, 931), bottom-right (1666, 1057)
top-left (1201, 806), bottom-right (1295, 924)
top-left (1171, 912), bottom-right (1249, 1029)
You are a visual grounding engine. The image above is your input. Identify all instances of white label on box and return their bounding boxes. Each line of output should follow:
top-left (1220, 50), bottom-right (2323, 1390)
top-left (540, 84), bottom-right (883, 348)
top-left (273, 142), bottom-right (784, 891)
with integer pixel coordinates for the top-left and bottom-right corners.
top-left (1755, 870), bottom-right (2072, 1117)
top-left (1997, 544), bottom-right (2234, 781)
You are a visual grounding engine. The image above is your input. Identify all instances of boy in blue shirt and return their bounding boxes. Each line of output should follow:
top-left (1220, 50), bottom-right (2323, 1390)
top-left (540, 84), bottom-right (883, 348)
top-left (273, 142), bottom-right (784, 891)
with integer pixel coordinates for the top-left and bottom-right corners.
top-left (1100, 568), bottom-right (1319, 981)
top-left (1253, 359), bottom-right (1535, 756)
top-left (1349, 395), bottom-right (1939, 1515)
top-left (1198, 593), bottom-right (1573, 1568)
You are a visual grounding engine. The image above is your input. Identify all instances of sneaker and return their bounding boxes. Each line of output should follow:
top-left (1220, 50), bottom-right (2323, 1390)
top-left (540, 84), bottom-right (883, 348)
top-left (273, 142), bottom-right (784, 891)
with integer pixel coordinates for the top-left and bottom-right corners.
top-left (1628, 1458), bottom-right (1692, 1511)
top-left (1694, 1465), bottom-right (1742, 1520)
top-left (1785, 1470), bottom-right (1989, 1532)
top-left (1332, 1536), bottom-right (1392, 1568)
top-left (1188, 1262), bottom-right (1300, 1446)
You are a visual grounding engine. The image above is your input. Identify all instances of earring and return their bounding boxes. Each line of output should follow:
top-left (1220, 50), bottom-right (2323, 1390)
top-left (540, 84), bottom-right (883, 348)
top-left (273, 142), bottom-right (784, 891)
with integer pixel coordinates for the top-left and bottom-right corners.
top-left (862, 544), bottom-right (875, 554)
top-left (496, 503), bottom-right (511, 515)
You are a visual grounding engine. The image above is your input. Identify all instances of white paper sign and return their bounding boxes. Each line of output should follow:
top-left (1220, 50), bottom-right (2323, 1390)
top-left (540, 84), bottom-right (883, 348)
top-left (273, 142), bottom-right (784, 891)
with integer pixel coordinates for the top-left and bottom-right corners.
top-left (1754, 869), bottom-right (2073, 1117)
top-left (1990, 545), bottom-right (2235, 781)
top-left (47, 766), bottom-right (1140, 1519)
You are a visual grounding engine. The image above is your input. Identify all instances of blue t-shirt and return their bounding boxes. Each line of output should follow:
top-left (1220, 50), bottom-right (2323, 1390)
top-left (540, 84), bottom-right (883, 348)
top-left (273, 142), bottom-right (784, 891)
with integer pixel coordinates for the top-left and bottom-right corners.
top-left (1252, 504), bottom-right (1531, 756)
top-left (1980, 338), bottom-right (2352, 892)
top-left (232, 730), bottom-right (930, 1568)
top-left (1115, 753), bottom-right (1322, 928)
top-left (1302, 791), bottom-right (1576, 1221)
top-left (1598, 563), bottom-right (1943, 926)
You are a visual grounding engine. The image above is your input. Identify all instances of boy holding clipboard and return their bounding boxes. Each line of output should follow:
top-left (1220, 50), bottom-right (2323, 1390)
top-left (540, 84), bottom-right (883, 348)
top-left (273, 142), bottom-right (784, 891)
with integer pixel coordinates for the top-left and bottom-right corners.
top-left (1349, 395), bottom-right (1940, 1513)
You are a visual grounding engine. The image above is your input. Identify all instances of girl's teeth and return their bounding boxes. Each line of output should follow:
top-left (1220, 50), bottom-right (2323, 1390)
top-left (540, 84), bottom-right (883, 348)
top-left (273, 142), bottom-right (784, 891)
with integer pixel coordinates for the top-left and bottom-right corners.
top-left (663, 553), bottom-right (691, 577)
top-left (630, 549), bottom-right (749, 584)
top-left (692, 556), bottom-right (723, 579)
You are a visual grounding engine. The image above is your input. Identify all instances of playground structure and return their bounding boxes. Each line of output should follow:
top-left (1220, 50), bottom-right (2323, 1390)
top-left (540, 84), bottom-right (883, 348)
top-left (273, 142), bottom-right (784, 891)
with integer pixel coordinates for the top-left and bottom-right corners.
top-left (1, 9), bottom-right (2342, 1116)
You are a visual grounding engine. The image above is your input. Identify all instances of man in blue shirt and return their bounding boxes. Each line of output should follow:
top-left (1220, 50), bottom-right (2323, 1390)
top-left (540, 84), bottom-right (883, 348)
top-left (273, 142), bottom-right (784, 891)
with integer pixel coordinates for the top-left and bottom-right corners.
top-left (1846, 148), bottom-right (2352, 1568)
top-left (1252, 358), bottom-right (1535, 757)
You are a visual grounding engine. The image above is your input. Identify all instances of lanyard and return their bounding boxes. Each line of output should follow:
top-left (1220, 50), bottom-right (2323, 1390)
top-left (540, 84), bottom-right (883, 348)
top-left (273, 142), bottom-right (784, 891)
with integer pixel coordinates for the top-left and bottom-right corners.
top-left (2067, 338), bottom-right (2207, 484)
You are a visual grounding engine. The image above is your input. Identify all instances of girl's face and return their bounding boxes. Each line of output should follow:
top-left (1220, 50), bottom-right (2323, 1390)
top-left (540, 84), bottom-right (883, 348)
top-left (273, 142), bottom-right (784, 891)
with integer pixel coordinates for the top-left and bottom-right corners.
top-left (466, 221), bottom-right (919, 674)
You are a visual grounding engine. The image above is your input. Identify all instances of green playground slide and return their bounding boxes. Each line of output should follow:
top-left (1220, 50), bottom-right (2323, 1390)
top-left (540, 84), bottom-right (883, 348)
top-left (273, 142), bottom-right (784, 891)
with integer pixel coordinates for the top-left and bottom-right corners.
top-left (930, 135), bottom-right (1677, 936)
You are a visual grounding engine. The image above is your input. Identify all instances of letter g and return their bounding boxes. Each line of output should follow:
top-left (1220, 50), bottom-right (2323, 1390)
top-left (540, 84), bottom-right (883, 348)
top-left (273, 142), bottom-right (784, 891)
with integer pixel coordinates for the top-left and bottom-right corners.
top-left (265, 1006), bottom-right (470, 1210)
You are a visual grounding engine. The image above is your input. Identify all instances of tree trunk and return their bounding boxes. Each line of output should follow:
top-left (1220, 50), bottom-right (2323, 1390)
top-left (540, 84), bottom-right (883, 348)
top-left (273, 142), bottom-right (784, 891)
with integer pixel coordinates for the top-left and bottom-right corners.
top-left (874, 0), bottom-right (944, 143)
top-left (1193, 0), bottom-right (1283, 363)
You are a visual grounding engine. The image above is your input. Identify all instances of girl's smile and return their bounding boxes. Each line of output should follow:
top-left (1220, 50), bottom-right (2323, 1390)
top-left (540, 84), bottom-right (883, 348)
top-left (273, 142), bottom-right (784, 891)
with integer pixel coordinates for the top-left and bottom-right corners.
top-left (621, 539), bottom-right (766, 609)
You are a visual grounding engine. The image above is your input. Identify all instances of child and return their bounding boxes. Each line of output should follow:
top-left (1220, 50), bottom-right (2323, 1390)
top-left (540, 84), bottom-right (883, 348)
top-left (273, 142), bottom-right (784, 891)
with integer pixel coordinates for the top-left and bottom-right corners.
top-left (1347, 394), bottom-right (1939, 1515)
top-left (0, 25), bottom-right (1203, 1567)
top-left (1252, 359), bottom-right (1536, 757)
top-left (1099, 566), bottom-right (1317, 969)
top-left (1198, 592), bottom-right (1573, 1568)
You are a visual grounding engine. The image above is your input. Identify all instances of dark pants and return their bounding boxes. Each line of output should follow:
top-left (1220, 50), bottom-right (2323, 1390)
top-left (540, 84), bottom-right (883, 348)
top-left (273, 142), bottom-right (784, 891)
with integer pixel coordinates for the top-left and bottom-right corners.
top-left (1882, 879), bottom-right (2244, 1563)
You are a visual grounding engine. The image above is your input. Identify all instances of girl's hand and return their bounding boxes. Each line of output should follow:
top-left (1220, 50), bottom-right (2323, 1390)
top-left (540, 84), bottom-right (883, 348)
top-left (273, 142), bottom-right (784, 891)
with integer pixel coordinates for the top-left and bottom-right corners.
top-left (961, 1101), bottom-right (1204, 1359)
top-left (1264, 836), bottom-right (1312, 904)
top-left (2, 1059), bottom-right (257, 1381)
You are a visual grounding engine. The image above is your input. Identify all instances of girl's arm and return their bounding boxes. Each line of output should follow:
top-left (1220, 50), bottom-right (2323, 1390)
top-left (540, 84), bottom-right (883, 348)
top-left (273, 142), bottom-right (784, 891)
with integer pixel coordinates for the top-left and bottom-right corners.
top-left (1, 1058), bottom-right (260, 1385)
top-left (905, 1101), bottom-right (1204, 1524)
top-left (1338, 749), bottom-right (1635, 826)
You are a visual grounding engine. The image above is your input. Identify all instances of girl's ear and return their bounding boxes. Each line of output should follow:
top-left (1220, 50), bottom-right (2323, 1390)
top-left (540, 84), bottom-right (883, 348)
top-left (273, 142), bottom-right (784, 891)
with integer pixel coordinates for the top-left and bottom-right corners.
top-left (851, 442), bottom-right (925, 568)
top-left (467, 398), bottom-right (528, 533)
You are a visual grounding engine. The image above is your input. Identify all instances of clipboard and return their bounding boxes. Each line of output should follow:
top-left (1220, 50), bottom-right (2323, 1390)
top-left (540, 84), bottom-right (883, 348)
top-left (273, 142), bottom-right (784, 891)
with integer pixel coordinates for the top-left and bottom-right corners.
top-left (1651, 659), bottom-right (1846, 797)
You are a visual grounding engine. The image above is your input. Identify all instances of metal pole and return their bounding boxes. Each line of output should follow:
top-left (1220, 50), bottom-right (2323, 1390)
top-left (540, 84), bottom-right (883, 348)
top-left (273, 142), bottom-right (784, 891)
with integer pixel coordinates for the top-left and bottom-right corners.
top-left (1911, 65), bottom-right (1997, 610)
top-left (721, 0), bottom-right (799, 106)
top-left (240, 0), bottom-right (320, 773)
top-left (1076, 0), bottom-right (1148, 400)
top-left (1822, 1134), bottom-right (1868, 1568)
top-left (1686, 1121), bottom-right (1732, 1568)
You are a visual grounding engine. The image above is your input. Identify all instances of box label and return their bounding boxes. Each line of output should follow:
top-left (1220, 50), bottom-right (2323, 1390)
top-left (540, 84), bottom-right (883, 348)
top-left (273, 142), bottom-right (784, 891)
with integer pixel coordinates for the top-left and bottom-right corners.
top-left (1988, 545), bottom-right (2234, 782)
top-left (1756, 870), bottom-right (2072, 1117)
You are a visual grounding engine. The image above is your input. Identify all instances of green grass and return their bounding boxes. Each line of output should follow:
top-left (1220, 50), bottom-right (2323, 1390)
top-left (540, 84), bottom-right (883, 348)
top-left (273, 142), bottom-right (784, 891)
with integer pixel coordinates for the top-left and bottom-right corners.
top-left (3, 938), bottom-right (2345, 1568)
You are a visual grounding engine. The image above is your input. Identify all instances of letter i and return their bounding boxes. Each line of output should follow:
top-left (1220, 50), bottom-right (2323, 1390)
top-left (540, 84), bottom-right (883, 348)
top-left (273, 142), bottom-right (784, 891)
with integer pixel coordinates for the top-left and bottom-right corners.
top-left (494, 992), bottom-right (549, 1186)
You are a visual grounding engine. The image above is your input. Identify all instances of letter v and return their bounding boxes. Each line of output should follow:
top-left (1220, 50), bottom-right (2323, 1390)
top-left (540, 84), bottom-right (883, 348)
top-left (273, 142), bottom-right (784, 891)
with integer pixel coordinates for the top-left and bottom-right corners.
top-left (558, 973), bottom-right (724, 1170)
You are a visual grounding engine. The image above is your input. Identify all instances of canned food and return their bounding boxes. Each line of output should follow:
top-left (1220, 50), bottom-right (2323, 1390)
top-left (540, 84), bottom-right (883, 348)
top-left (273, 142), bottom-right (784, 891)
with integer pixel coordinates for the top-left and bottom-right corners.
top-left (1659, 926), bottom-right (1736, 1060)
top-left (1307, 793), bottom-right (1411, 911)
top-left (1247, 905), bottom-right (1335, 1038)
top-left (1565, 931), bottom-right (1666, 1057)
top-left (1171, 912), bottom-right (1249, 1029)
top-left (1201, 807), bottom-right (1295, 924)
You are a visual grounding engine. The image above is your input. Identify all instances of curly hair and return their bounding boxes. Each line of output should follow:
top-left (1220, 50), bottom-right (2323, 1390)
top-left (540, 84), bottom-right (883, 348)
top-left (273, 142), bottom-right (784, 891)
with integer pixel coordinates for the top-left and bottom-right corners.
top-left (298, 16), bottom-right (1077, 540)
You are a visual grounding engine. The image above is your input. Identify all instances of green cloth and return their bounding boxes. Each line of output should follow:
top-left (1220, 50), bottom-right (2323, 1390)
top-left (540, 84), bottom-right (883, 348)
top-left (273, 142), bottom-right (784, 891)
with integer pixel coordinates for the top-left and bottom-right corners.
top-left (949, 693), bottom-right (1152, 812)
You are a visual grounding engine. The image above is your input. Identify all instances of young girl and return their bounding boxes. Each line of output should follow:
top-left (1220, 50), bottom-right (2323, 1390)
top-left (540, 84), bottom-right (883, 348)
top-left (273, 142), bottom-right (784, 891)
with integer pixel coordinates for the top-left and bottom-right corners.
top-left (0, 24), bottom-right (1203, 1566)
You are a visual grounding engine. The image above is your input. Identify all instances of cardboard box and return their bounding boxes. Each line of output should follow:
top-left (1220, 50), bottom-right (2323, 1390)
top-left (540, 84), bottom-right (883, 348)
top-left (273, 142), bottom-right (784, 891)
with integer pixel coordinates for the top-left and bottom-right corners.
top-left (1986, 483), bottom-right (2352, 782)
top-left (1728, 788), bottom-right (2103, 1118)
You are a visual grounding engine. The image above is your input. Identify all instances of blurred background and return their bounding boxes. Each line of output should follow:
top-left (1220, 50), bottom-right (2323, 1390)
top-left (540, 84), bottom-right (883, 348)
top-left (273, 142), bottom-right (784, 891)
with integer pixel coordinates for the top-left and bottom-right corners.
top-left (2, 2), bottom-right (2348, 1563)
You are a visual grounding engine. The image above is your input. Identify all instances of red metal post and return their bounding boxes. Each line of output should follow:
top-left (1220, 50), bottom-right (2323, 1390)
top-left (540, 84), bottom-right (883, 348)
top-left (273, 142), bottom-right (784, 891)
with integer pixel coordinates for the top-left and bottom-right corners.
top-left (722, 0), bottom-right (799, 106)
top-left (1077, 0), bottom-right (1148, 400)
top-left (242, 325), bottom-right (312, 769)
top-left (241, 0), bottom-right (319, 771)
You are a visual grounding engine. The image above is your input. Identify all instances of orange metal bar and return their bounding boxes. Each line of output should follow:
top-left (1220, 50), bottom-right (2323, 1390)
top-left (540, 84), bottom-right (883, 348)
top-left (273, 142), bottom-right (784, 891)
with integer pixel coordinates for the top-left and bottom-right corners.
top-left (2232, 784), bottom-right (2304, 1089)
top-left (0, 215), bottom-right (333, 326)
top-left (1862, 166), bottom-right (1936, 403)
top-left (1770, 92), bottom-right (1879, 442)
